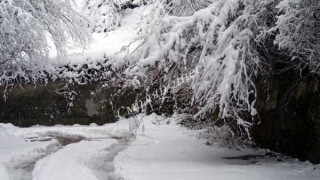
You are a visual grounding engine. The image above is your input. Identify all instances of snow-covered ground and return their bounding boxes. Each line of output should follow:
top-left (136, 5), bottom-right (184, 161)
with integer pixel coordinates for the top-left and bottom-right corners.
top-left (0, 121), bottom-right (131, 180)
top-left (1, 114), bottom-right (320, 180)
top-left (33, 140), bottom-right (117, 180)
top-left (115, 114), bottom-right (320, 180)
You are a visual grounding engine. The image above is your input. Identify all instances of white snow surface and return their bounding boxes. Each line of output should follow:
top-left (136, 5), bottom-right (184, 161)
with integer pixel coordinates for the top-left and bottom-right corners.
top-left (114, 114), bottom-right (320, 180)
top-left (33, 140), bottom-right (117, 180)
top-left (0, 121), bottom-right (131, 180)
top-left (0, 114), bottom-right (320, 180)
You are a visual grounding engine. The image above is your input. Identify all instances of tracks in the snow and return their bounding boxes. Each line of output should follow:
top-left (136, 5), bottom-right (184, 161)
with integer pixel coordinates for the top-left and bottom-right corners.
top-left (88, 138), bottom-right (131, 180)
top-left (6, 138), bottom-right (61, 180)
top-left (104, 139), bottom-right (130, 180)
top-left (20, 133), bottom-right (86, 177)
top-left (14, 133), bottom-right (131, 180)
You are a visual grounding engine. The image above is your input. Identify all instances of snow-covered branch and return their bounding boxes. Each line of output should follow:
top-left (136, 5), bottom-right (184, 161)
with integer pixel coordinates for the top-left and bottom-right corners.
top-left (275, 0), bottom-right (320, 72)
top-left (124, 0), bottom-right (277, 134)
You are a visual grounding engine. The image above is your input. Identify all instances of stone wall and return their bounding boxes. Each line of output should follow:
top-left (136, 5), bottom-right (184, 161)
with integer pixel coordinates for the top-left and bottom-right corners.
top-left (0, 82), bottom-right (139, 127)
top-left (252, 71), bottom-right (320, 163)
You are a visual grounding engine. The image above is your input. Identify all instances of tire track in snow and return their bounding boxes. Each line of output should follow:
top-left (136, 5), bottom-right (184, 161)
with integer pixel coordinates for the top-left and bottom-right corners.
top-left (1, 122), bottom-right (133, 180)
top-left (95, 139), bottom-right (131, 180)
top-left (3, 139), bottom-right (61, 180)
top-left (32, 137), bottom-right (131, 180)
top-left (6, 134), bottom-right (91, 180)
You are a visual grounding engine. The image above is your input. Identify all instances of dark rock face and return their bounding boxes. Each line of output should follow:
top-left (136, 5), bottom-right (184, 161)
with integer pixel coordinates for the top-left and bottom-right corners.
top-left (252, 71), bottom-right (320, 163)
top-left (0, 83), bottom-right (138, 127)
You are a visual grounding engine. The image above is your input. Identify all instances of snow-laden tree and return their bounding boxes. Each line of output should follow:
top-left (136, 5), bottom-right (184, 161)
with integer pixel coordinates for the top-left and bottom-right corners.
top-left (0, 0), bottom-right (91, 87)
top-left (275, 0), bottom-right (320, 73)
top-left (122, 0), bottom-right (280, 135)
top-left (0, 0), bottom-right (90, 81)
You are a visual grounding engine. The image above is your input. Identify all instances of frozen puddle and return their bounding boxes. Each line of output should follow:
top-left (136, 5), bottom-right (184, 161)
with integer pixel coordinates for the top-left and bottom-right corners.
top-left (32, 138), bottom-right (127, 180)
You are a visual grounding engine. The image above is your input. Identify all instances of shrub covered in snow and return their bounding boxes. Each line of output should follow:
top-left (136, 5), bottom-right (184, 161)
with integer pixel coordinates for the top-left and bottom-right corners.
top-left (82, 0), bottom-right (149, 33)
top-left (123, 0), bottom-right (273, 135)
top-left (83, 0), bottom-right (122, 33)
